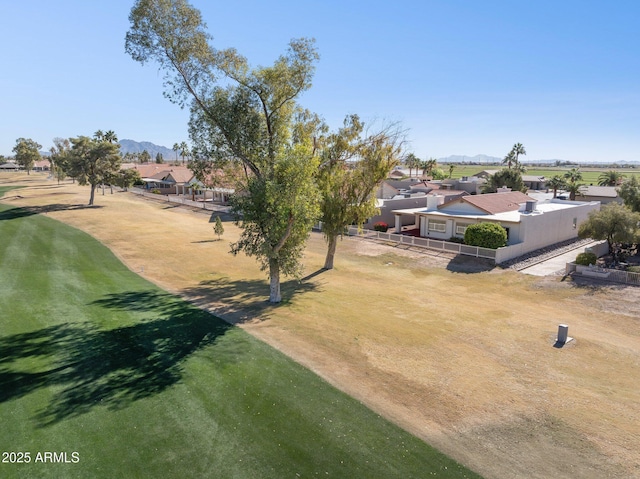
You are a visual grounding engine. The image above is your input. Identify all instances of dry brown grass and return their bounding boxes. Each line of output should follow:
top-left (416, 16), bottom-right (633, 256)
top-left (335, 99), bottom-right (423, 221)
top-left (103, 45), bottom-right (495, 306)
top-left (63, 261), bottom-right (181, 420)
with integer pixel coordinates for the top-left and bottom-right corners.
top-left (3, 173), bottom-right (639, 479)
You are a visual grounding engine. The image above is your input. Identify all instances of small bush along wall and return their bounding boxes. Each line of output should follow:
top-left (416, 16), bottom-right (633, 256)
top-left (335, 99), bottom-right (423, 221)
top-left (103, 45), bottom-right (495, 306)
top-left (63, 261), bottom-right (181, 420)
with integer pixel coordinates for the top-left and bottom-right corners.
top-left (575, 252), bottom-right (598, 266)
top-left (464, 222), bottom-right (507, 249)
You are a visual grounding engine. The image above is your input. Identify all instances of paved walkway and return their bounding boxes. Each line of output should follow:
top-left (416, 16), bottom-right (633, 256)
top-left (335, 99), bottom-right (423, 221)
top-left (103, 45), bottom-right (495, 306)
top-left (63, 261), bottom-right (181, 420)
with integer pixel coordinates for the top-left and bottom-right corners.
top-left (519, 241), bottom-right (600, 276)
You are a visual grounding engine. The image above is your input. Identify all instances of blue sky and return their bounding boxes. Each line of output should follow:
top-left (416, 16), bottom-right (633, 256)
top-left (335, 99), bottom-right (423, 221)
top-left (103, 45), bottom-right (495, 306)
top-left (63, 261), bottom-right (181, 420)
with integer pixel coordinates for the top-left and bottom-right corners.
top-left (1, 0), bottom-right (638, 163)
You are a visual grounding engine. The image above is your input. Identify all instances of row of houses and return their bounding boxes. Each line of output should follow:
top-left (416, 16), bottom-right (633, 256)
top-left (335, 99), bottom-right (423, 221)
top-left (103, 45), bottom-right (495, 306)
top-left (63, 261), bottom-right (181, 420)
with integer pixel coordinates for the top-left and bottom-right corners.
top-left (0, 160), bottom-right (51, 172)
top-left (3, 160), bottom-right (618, 264)
top-left (362, 172), bottom-right (611, 263)
top-left (125, 163), bottom-right (234, 203)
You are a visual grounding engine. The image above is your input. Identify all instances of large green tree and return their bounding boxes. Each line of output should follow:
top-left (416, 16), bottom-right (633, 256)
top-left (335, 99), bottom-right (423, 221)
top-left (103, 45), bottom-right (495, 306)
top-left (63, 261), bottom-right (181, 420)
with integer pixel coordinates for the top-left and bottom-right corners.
top-left (578, 202), bottom-right (640, 253)
top-left (317, 115), bottom-right (402, 270)
top-left (67, 135), bottom-right (122, 205)
top-left (618, 176), bottom-right (640, 212)
top-left (482, 168), bottom-right (527, 193)
top-left (126, 0), bottom-right (321, 302)
top-left (12, 138), bottom-right (42, 174)
top-left (49, 137), bottom-right (71, 184)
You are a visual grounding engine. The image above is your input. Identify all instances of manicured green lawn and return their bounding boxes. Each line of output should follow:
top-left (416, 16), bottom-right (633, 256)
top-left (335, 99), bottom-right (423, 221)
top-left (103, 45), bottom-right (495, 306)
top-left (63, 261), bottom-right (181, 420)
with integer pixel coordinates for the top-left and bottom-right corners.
top-left (0, 201), bottom-right (481, 479)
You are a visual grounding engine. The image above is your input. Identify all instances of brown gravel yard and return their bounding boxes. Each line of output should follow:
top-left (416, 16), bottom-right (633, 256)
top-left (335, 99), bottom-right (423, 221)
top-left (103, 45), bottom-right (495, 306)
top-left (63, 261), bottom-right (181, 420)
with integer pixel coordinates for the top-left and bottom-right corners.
top-left (3, 174), bottom-right (639, 479)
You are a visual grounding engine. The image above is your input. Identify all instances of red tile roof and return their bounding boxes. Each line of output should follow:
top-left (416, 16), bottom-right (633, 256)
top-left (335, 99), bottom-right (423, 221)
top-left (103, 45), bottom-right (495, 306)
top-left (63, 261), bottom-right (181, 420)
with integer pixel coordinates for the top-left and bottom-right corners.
top-left (442, 191), bottom-right (532, 214)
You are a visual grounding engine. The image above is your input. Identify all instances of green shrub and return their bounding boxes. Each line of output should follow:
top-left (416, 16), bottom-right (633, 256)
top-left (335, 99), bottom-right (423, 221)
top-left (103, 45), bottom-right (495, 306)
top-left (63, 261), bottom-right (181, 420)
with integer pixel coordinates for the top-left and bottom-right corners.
top-left (448, 236), bottom-right (465, 244)
top-left (627, 265), bottom-right (640, 273)
top-left (575, 252), bottom-right (598, 266)
top-left (464, 222), bottom-right (507, 249)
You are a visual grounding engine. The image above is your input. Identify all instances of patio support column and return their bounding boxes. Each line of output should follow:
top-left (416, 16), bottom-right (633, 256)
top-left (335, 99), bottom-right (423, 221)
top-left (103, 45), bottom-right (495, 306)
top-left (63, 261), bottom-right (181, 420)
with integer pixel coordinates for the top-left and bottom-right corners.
top-left (395, 214), bottom-right (402, 233)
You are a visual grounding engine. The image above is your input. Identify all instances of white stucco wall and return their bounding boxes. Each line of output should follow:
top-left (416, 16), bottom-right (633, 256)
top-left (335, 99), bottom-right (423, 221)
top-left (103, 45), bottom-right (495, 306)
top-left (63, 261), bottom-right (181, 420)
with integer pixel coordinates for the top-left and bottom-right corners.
top-left (516, 201), bottom-right (600, 252)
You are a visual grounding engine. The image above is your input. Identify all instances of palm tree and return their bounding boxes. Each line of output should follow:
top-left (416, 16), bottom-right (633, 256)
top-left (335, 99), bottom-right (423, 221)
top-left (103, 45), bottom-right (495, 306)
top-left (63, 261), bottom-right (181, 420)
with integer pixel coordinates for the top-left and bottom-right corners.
top-left (565, 181), bottom-right (583, 201)
top-left (448, 164), bottom-right (456, 178)
top-left (598, 170), bottom-right (625, 186)
top-left (563, 167), bottom-right (583, 200)
top-left (404, 153), bottom-right (420, 177)
top-left (502, 151), bottom-right (516, 169)
top-left (104, 130), bottom-right (118, 144)
top-left (172, 143), bottom-right (180, 163)
top-left (421, 158), bottom-right (437, 178)
top-left (563, 167), bottom-right (583, 184)
top-left (512, 142), bottom-right (526, 165)
top-left (546, 175), bottom-right (566, 198)
top-left (179, 141), bottom-right (189, 165)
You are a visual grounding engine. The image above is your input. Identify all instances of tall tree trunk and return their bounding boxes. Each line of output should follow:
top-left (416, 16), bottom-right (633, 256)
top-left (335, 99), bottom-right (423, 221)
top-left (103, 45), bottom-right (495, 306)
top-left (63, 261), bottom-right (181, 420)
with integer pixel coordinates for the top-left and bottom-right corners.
top-left (89, 184), bottom-right (96, 206)
top-left (269, 258), bottom-right (281, 303)
top-left (324, 234), bottom-right (338, 270)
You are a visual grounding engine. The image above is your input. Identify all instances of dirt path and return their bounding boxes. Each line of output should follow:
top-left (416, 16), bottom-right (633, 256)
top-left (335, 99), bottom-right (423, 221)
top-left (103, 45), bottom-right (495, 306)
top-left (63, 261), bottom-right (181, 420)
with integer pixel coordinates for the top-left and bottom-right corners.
top-left (3, 176), bottom-right (639, 479)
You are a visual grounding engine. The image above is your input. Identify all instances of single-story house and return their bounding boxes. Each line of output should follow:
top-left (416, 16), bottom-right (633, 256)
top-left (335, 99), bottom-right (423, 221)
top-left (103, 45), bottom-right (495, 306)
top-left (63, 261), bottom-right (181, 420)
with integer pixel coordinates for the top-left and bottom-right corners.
top-left (0, 162), bottom-right (20, 171)
top-left (577, 185), bottom-right (623, 205)
top-left (522, 175), bottom-right (546, 191)
top-left (365, 188), bottom-right (468, 229)
top-left (33, 160), bottom-right (51, 172)
top-left (133, 165), bottom-right (195, 194)
top-left (472, 169), bottom-right (500, 179)
top-left (391, 190), bottom-right (600, 262)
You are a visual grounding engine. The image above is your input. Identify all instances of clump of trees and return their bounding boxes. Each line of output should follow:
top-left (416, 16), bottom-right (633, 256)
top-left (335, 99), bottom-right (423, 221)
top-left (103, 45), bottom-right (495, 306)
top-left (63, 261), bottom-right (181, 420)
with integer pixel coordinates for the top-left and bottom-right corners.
top-left (578, 203), bottom-right (640, 258)
top-left (125, 0), bottom-right (399, 301)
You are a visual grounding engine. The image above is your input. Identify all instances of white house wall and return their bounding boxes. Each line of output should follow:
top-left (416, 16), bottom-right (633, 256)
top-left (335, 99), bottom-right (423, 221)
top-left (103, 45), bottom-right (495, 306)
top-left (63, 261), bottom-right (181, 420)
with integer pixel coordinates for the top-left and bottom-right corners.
top-left (517, 202), bottom-right (600, 252)
top-left (365, 196), bottom-right (429, 229)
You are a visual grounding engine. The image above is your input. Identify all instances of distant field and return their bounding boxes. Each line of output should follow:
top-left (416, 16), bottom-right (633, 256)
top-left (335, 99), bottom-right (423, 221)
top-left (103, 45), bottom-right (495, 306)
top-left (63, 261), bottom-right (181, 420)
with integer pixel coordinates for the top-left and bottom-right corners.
top-left (445, 164), bottom-right (640, 184)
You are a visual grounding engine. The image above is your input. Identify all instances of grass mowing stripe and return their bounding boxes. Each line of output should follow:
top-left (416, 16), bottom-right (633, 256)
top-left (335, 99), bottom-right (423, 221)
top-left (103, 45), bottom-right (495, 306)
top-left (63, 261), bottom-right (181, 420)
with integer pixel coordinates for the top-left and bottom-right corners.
top-left (0, 203), bottom-right (482, 479)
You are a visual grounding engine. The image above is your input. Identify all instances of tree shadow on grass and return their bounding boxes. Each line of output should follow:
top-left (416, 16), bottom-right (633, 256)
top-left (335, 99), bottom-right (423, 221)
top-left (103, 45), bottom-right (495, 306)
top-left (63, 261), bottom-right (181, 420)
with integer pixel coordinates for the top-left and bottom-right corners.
top-left (446, 254), bottom-right (496, 273)
top-left (182, 276), bottom-right (321, 324)
top-left (0, 290), bottom-right (231, 427)
top-left (0, 204), bottom-right (102, 221)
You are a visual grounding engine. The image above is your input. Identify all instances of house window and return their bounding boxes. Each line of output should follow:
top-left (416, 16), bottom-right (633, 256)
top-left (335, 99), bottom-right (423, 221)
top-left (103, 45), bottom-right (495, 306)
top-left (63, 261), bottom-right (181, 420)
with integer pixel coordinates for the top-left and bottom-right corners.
top-left (573, 217), bottom-right (577, 229)
top-left (455, 224), bottom-right (468, 235)
top-left (428, 219), bottom-right (446, 233)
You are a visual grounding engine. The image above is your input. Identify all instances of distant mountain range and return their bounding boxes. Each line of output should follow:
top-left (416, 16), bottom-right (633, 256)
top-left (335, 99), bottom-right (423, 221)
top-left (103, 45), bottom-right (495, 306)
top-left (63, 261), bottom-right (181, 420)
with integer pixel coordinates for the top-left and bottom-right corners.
top-left (438, 154), bottom-right (501, 164)
top-left (118, 139), bottom-right (183, 161)
top-left (37, 140), bottom-right (636, 166)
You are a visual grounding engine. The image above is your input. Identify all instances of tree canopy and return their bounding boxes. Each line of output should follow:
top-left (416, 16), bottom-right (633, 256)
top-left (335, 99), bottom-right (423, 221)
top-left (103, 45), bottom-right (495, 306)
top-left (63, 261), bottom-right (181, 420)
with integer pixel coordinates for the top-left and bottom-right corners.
top-left (316, 115), bottom-right (402, 269)
top-left (482, 168), bottom-right (527, 193)
top-left (578, 202), bottom-right (640, 252)
top-left (126, 0), bottom-right (321, 302)
top-left (12, 138), bottom-right (42, 174)
top-left (618, 176), bottom-right (640, 213)
top-left (67, 135), bottom-right (122, 205)
top-left (546, 175), bottom-right (566, 198)
top-left (597, 170), bottom-right (625, 186)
